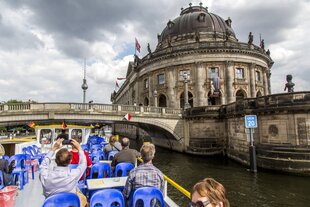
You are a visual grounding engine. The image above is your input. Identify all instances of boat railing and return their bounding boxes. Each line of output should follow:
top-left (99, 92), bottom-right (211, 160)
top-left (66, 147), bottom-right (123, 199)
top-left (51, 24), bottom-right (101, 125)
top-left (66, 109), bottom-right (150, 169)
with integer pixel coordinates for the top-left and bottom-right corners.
top-left (137, 157), bottom-right (190, 202)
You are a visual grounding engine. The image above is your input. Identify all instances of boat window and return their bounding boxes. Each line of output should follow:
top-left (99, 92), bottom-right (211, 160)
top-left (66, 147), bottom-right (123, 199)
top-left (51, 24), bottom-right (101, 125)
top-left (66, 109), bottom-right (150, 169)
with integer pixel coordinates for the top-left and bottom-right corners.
top-left (55, 129), bottom-right (69, 141)
top-left (71, 129), bottom-right (82, 141)
top-left (40, 129), bottom-right (52, 144)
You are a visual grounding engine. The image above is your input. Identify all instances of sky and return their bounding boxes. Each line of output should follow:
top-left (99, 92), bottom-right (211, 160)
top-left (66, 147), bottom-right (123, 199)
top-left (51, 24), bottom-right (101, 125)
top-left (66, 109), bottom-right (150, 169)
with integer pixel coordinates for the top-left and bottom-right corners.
top-left (0, 0), bottom-right (309, 104)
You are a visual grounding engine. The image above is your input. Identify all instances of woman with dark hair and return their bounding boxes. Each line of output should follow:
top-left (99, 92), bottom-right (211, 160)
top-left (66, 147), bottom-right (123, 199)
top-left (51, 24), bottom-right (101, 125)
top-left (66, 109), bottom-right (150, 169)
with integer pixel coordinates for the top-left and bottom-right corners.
top-left (191, 178), bottom-right (229, 207)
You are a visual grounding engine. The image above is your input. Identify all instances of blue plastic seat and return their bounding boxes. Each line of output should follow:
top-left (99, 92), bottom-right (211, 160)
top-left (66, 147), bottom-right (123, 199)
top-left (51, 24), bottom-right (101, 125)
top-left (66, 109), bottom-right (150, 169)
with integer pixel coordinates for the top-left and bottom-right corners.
top-left (114, 162), bottom-right (134, 177)
top-left (108, 150), bottom-right (119, 160)
top-left (8, 154), bottom-right (27, 190)
top-left (89, 163), bottom-right (111, 178)
top-left (132, 187), bottom-right (165, 207)
top-left (90, 189), bottom-right (125, 207)
top-left (27, 146), bottom-right (43, 164)
top-left (0, 170), bottom-right (4, 189)
top-left (90, 150), bottom-right (105, 164)
top-left (42, 192), bottom-right (80, 207)
top-left (2, 155), bottom-right (10, 161)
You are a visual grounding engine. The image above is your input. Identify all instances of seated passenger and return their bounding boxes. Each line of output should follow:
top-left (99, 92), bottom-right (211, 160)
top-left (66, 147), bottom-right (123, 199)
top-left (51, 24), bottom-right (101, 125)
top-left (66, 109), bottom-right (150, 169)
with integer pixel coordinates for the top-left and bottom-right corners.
top-left (39, 138), bottom-right (88, 207)
top-left (123, 142), bottom-right (164, 202)
top-left (111, 138), bottom-right (140, 173)
top-left (0, 144), bottom-right (13, 186)
top-left (191, 177), bottom-right (230, 207)
top-left (70, 136), bottom-right (92, 180)
top-left (103, 135), bottom-right (121, 155)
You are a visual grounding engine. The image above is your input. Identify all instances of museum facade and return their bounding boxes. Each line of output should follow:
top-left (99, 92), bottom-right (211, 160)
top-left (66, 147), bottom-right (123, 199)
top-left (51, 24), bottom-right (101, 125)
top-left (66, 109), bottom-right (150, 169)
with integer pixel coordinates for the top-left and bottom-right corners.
top-left (111, 4), bottom-right (274, 108)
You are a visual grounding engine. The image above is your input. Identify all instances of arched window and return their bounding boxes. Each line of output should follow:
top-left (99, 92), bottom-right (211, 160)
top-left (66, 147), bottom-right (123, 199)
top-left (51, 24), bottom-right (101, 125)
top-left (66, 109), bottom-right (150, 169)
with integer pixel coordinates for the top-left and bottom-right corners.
top-left (256, 91), bottom-right (262, 97)
top-left (158, 94), bottom-right (167, 107)
top-left (236, 89), bottom-right (246, 101)
top-left (144, 97), bottom-right (149, 106)
top-left (180, 91), bottom-right (193, 108)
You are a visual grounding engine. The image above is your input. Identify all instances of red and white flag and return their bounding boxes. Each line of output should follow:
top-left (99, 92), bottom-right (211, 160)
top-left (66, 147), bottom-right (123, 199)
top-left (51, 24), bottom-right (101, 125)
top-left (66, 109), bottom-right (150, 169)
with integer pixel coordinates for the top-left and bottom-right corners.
top-left (124, 113), bottom-right (132, 121)
top-left (135, 38), bottom-right (141, 53)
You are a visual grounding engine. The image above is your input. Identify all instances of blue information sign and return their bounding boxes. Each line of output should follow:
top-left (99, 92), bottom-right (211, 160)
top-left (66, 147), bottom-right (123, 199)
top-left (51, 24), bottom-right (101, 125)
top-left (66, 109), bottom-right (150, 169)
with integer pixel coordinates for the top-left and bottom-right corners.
top-left (245, 115), bottom-right (257, 128)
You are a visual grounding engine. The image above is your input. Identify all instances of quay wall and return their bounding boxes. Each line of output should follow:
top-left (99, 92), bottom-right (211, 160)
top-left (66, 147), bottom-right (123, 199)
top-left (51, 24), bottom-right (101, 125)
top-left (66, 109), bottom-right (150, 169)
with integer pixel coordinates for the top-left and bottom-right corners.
top-left (114, 92), bottom-right (310, 175)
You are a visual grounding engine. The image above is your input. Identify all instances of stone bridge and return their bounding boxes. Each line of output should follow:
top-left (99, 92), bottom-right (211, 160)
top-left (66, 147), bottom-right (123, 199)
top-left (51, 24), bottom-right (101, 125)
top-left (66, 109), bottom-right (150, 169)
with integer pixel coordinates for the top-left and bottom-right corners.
top-left (0, 103), bottom-right (185, 151)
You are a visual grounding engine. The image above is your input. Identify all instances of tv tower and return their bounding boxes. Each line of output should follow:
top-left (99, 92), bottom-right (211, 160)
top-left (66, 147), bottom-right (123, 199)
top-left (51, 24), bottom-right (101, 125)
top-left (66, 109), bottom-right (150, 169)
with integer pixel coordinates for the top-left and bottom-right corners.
top-left (81, 59), bottom-right (88, 103)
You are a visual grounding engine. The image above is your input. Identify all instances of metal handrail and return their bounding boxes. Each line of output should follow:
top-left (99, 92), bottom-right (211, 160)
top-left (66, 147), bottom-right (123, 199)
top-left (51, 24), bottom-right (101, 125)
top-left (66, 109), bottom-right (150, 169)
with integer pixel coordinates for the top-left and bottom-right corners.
top-left (137, 157), bottom-right (190, 199)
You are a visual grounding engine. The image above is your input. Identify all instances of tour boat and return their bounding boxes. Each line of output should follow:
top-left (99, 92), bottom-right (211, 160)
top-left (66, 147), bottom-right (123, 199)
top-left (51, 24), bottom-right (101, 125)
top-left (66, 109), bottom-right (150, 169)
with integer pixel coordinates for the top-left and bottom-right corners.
top-left (0, 124), bottom-right (187, 207)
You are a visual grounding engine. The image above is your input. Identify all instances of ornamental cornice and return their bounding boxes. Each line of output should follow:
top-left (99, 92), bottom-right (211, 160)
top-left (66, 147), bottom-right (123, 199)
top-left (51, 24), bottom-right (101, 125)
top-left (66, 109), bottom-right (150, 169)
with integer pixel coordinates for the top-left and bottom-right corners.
top-left (137, 45), bottom-right (273, 70)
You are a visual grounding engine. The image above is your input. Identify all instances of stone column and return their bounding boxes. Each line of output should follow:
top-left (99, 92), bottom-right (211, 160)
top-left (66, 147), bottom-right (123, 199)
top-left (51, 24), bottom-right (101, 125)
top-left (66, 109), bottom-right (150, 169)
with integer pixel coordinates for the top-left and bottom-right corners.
top-left (167, 68), bottom-right (176, 108)
top-left (154, 89), bottom-right (158, 107)
top-left (195, 62), bottom-right (206, 106)
top-left (267, 68), bottom-right (272, 95)
top-left (225, 61), bottom-right (235, 103)
top-left (263, 68), bottom-right (269, 95)
top-left (183, 73), bottom-right (191, 109)
top-left (249, 63), bottom-right (256, 97)
top-left (148, 74), bottom-right (153, 106)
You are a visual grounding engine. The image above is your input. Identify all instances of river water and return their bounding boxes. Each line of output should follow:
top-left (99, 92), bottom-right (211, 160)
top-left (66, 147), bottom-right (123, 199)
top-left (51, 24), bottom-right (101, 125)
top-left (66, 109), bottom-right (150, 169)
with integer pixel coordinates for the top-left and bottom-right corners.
top-left (151, 147), bottom-right (310, 207)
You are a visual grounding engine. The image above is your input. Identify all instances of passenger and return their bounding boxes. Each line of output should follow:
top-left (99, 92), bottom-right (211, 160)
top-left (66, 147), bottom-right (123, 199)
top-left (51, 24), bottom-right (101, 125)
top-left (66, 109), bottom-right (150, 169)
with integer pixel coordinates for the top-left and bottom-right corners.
top-left (39, 138), bottom-right (88, 207)
top-left (103, 135), bottom-right (121, 155)
top-left (70, 136), bottom-right (92, 180)
top-left (111, 137), bottom-right (140, 173)
top-left (56, 129), bottom-right (69, 141)
top-left (191, 178), bottom-right (230, 207)
top-left (0, 144), bottom-right (13, 186)
top-left (123, 142), bottom-right (164, 204)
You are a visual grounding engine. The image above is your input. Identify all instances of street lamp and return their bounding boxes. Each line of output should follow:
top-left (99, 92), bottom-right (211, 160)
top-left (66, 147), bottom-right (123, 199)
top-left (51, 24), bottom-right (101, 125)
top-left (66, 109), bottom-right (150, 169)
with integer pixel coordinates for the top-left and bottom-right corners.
top-left (183, 73), bottom-right (191, 109)
top-left (154, 89), bottom-right (158, 107)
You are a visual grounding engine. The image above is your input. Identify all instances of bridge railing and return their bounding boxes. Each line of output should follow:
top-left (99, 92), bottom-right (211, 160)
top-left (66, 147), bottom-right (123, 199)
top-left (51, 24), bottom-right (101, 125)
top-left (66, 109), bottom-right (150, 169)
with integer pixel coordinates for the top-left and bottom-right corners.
top-left (0, 102), bottom-right (182, 116)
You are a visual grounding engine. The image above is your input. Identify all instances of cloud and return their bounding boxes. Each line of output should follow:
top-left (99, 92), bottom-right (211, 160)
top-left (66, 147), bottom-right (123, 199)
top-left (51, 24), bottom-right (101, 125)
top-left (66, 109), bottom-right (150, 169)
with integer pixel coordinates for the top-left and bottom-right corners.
top-left (0, 0), bottom-right (309, 104)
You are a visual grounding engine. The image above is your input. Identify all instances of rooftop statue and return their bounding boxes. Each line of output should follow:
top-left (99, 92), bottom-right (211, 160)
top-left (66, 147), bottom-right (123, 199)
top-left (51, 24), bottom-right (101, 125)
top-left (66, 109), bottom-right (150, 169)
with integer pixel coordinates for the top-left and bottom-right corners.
top-left (284, 74), bottom-right (295, 92)
top-left (248, 32), bottom-right (253, 44)
top-left (260, 39), bottom-right (265, 50)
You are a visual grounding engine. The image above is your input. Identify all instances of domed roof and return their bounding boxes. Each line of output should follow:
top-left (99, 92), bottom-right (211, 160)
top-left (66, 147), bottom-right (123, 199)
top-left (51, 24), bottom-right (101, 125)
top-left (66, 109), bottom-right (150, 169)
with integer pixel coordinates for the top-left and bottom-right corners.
top-left (159, 5), bottom-right (236, 43)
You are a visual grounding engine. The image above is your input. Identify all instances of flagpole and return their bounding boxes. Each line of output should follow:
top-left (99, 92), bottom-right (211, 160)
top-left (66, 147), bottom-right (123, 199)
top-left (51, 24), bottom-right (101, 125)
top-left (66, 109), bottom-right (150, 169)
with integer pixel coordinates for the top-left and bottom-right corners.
top-left (134, 38), bottom-right (136, 56)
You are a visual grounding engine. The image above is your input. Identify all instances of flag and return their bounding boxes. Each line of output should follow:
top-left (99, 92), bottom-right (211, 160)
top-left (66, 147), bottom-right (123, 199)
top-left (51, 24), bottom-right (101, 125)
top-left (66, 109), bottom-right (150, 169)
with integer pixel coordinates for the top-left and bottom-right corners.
top-left (116, 81), bottom-right (119, 88)
top-left (135, 38), bottom-right (141, 53)
top-left (61, 121), bottom-right (67, 129)
top-left (27, 121), bottom-right (35, 128)
top-left (117, 77), bottom-right (126, 80)
top-left (124, 113), bottom-right (132, 121)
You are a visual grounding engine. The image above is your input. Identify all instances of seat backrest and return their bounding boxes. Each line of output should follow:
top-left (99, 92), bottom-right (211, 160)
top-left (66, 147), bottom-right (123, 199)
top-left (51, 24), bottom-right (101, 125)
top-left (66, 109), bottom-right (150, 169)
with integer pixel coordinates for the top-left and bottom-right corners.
top-left (27, 146), bottom-right (37, 157)
top-left (42, 192), bottom-right (80, 207)
top-left (2, 155), bottom-right (9, 161)
top-left (8, 154), bottom-right (26, 169)
top-left (0, 170), bottom-right (4, 189)
top-left (108, 150), bottom-right (119, 160)
top-left (89, 163), bottom-right (111, 178)
top-left (32, 145), bottom-right (41, 154)
top-left (133, 187), bottom-right (165, 207)
top-left (90, 189), bottom-right (124, 207)
top-left (90, 151), bottom-right (105, 164)
top-left (115, 162), bottom-right (134, 177)
top-left (23, 147), bottom-right (33, 156)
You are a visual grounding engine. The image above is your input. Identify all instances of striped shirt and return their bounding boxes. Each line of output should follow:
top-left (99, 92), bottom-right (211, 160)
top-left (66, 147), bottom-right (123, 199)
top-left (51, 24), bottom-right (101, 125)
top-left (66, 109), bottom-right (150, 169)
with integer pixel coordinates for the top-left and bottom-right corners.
top-left (123, 163), bottom-right (164, 199)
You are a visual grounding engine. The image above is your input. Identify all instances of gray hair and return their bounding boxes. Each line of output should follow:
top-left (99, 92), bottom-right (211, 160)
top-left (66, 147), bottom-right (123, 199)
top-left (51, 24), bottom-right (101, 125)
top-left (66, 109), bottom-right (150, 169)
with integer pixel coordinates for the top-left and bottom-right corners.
top-left (140, 142), bottom-right (155, 163)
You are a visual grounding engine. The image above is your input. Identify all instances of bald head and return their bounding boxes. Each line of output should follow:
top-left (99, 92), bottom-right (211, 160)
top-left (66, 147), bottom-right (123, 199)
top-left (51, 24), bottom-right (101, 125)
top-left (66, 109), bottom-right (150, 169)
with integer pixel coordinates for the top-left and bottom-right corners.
top-left (121, 137), bottom-right (130, 148)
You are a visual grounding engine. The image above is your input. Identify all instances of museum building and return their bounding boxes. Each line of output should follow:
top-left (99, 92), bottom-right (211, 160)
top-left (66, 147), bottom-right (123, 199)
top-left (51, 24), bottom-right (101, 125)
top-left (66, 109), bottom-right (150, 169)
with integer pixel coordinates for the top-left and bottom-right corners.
top-left (111, 4), bottom-right (274, 108)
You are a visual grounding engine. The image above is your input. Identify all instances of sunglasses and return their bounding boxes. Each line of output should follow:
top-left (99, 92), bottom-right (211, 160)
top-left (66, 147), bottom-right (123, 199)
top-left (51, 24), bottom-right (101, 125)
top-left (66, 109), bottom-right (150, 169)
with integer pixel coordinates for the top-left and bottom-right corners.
top-left (190, 200), bottom-right (211, 207)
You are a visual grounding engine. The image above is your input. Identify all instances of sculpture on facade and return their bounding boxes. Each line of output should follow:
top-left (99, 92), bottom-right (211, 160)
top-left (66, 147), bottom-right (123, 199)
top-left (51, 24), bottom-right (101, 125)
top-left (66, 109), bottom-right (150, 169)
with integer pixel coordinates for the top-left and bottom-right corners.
top-left (147, 43), bottom-right (152, 54)
top-left (284, 74), bottom-right (295, 92)
top-left (266, 49), bottom-right (270, 56)
top-left (260, 39), bottom-right (265, 50)
top-left (248, 32), bottom-right (253, 44)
